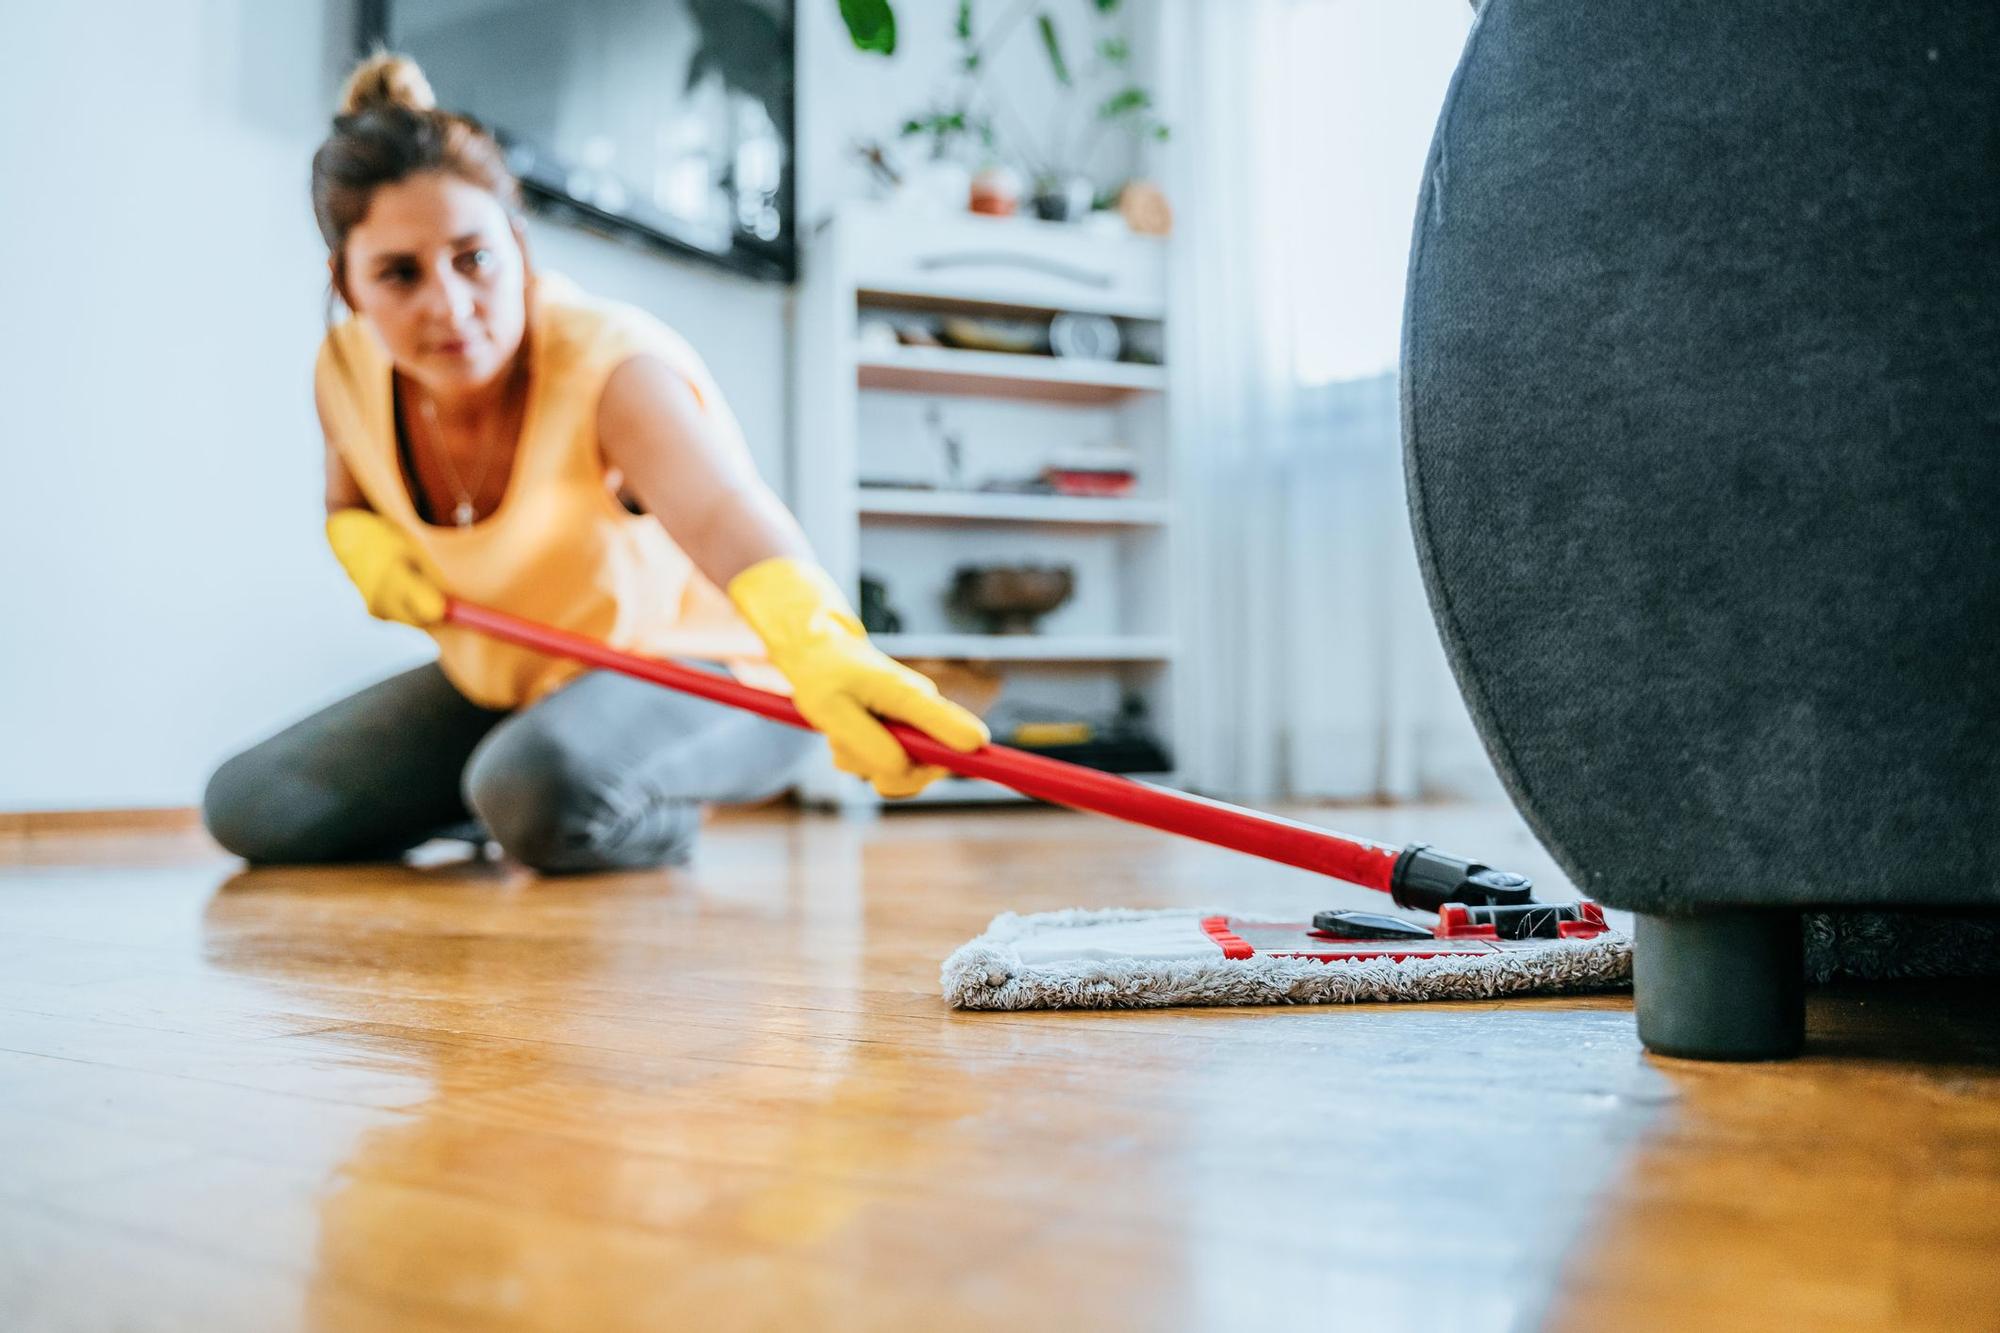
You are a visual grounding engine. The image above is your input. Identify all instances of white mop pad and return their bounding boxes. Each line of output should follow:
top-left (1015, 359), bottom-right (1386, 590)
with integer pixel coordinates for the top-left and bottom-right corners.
top-left (942, 908), bottom-right (1632, 1010)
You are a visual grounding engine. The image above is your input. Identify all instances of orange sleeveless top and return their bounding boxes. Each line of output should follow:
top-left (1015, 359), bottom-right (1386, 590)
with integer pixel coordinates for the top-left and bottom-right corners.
top-left (315, 272), bottom-right (776, 709)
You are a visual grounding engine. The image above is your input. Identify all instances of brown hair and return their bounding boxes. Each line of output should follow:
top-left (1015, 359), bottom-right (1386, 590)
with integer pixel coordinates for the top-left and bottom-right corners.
top-left (311, 51), bottom-right (523, 310)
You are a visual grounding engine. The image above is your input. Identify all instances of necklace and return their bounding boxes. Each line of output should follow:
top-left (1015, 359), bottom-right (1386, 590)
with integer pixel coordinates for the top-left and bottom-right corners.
top-left (413, 387), bottom-right (493, 528)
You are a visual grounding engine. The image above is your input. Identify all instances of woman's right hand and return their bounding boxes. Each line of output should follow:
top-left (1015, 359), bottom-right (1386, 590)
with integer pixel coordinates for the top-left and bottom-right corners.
top-left (727, 557), bottom-right (989, 798)
top-left (324, 508), bottom-right (445, 627)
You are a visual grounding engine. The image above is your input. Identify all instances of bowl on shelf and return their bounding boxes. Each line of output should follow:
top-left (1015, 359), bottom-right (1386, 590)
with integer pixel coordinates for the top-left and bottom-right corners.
top-left (949, 564), bottom-right (1076, 635)
top-left (937, 315), bottom-right (1050, 356)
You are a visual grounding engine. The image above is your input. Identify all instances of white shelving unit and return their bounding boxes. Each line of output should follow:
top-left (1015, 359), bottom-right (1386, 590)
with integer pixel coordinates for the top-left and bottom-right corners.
top-left (792, 201), bottom-right (1179, 806)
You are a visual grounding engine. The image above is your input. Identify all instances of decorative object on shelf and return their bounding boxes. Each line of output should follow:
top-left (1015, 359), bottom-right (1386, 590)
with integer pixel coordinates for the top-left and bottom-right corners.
top-left (856, 315), bottom-right (901, 354)
top-left (924, 403), bottom-right (969, 489)
top-left (975, 476), bottom-right (1043, 495)
top-left (1048, 311), bottom-right (1122, 362)
top-left (1115, 178), bottom-right (1173, 236)
top-left (1043, 464), bottom-right (1136, 496)
top-left (1013, 720), bottom-right (1094, 746)
top-left (847, 135), bottom-right (971, 213)
top-left (851, 137), bottom-right (902, 191)
top-left (846, 1), bottom-right (992, 214)
top-left (974, 474), bottom-right (1053, 495)
top-left (891, 320), bottom-right (942, 346)
top-left (900, 657), bottom-right (1006, 717)
top-left (1012, 729), bottom-right (1170, 773)
top-left (1031, 174), bottom-right (1096, 223)
top-left (839, 1), bottom-right (1168, 223)
top-left (937, 314), bottom-right (1049, 355)
top-left (1119, 319), bottom-right (1164, 365)
top-left (1016, 4), bottom-right (1170, 226)
top-left (986, 694), bottom-right (1172, 773)
top-left (857, 572), bottom-right (905, 634)
top-left (970, 163), bottom-right (1023, 216)
top-left (973, 462), bottom-right (1138, 497)
top-left (950, 563), bottom-right (1076, 634)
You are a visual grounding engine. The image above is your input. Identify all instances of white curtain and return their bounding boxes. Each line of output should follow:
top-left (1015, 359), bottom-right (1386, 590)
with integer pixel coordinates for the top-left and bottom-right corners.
top-left (1162, 0), bottom-right (1493, 803)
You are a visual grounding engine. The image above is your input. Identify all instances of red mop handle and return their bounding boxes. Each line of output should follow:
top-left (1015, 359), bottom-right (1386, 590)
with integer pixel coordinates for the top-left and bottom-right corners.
top-left (443, 599), bottom-right (1404, 893)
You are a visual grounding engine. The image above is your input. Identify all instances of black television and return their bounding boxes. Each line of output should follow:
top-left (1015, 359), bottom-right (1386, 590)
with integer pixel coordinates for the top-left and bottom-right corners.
top-left (357, 0), bottom-right (796, 283)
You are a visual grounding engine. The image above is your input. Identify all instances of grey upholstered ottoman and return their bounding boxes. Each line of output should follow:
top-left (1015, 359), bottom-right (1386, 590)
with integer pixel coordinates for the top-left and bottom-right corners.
top-left (1402, 1), bottom-right (1998, 1058)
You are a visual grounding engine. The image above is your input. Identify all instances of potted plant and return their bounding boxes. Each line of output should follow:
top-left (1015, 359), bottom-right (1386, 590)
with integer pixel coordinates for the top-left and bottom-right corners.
top-left (839, 0), bottom-right (1169, 222)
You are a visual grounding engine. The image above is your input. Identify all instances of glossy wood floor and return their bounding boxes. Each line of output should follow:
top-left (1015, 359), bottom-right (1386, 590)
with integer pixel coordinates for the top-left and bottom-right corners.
top-left (1, 803), bottom-right (1995, 1332)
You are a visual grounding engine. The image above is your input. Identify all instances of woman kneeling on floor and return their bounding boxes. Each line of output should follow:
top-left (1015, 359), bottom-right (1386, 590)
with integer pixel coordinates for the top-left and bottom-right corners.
top-left (203, 53), bottom-right (986, 873)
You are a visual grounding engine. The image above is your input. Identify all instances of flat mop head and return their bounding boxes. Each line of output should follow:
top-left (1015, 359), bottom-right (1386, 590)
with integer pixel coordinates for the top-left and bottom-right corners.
top-left (942, 908), bottom-right (1632, 1010)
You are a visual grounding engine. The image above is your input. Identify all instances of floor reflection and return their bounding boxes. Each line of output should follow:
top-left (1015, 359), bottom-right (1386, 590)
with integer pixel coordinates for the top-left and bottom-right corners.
top-left (198, 822), bottom-right (1010, 1328)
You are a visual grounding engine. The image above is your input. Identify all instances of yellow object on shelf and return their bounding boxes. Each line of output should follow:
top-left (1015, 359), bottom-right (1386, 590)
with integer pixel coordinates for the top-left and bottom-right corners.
top-left (1011, 721), bottom-right (1094, 747)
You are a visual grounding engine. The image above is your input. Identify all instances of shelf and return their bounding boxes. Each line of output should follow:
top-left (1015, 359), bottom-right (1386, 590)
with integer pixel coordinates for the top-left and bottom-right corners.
top-left (876, 634), bottom-right (1175, 662)
top-left (857, 489), bottom-right (1170, 526)
top-left (839, 202), bottom-right (1169, 320)
top-left (857, 285), bottom-right (1164, 322)
top-left (857, 347), bottom-right (1165, 404)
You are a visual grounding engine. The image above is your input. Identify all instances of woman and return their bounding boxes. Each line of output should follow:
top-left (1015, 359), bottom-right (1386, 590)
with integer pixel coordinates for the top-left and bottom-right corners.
top-left (202, 53), bottom-right (986, 873)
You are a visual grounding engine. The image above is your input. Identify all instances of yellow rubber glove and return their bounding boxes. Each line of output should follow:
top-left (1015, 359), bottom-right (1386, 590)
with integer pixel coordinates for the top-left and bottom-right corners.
top-left (325, 508), bottom-right (446, 627)
top-left (728, 557), bottom-right (989, 798)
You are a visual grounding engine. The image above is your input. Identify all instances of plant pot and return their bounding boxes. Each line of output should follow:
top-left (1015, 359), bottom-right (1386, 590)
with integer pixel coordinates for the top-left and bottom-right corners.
top-left (1030, 175), bottom-right (1095, 223)
top-left (896, 159), bottom-right (971, 214)
top-left (970, 165), bottom-right (1023, 216)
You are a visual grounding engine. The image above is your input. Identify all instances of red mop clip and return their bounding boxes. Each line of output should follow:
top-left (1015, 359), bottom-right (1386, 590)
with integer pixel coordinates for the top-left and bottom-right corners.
top-left (1434, 901), bottom-right (1610, 941)
top-left (443, 599), bottom-right (1541, 905)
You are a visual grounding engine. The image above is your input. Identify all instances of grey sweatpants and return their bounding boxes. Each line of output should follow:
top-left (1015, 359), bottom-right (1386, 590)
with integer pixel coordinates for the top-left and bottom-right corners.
top-left (202, 662), bottom-right (815, 874)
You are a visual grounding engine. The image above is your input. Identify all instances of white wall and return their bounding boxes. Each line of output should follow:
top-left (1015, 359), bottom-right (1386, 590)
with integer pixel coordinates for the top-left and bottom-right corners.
top-left (0, 0), bottom-right (1146, 812)
top-left (1, 0), bottom-right (381, 813)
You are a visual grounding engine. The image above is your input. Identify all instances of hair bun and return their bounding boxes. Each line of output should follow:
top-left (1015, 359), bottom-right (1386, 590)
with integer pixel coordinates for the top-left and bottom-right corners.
top-left (337, 51), bottom-right (437, 117)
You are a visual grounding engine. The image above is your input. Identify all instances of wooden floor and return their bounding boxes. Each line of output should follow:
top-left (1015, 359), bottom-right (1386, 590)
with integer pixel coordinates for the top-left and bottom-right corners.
top-left (1, 803), bottom-right (1995, 1332)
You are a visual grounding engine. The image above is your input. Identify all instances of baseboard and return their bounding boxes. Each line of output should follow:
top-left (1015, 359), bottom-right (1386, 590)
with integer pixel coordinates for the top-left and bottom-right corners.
top-left (0, 807), bottom-right (204, 837)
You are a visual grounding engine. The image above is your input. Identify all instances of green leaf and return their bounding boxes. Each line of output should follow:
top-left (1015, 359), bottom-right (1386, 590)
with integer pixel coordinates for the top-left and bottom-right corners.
top-left (903, 109), bottom-right (977, 143)
top-left (1099, 86), bottom-right (1151, 119)
top-left (1152, 124), bottom-right (1171, 141)
top-left (1096, 36), bottom-right (1129, 65)
top-left (1038, 12), bottom-right (1072, 86)
top-left (839, 0), bottom-right (896, 56)
top-left (956, 0), bottom-right (974, 42)
top-left (1094, 0), bottom-right (1121, 12)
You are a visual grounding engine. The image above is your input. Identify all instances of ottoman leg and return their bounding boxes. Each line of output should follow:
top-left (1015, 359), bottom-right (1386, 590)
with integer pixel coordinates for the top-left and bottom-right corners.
top-left (1634, 909), bottom-right (1805, 1060)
